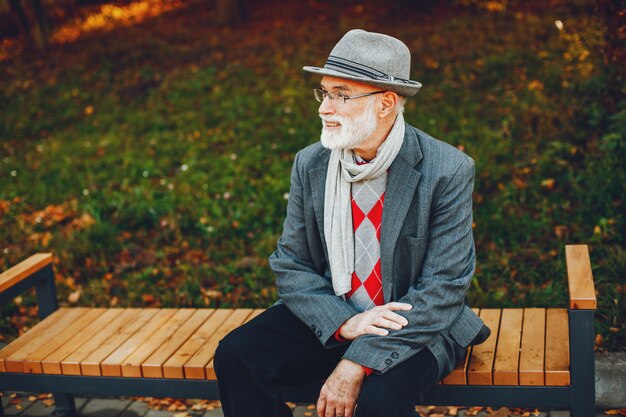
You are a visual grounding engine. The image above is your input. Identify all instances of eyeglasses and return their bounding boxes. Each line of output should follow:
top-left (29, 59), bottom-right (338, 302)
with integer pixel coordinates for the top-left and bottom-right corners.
top-left (313, 88), bottom-right (387, 104)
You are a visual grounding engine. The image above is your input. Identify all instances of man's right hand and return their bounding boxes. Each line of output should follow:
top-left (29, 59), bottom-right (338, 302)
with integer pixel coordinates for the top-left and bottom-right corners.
top-left (339, 302), bottom-right (412, 340)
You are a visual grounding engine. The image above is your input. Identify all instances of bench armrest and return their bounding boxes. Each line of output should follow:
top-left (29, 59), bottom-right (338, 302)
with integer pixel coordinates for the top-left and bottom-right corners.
top-left (0, 253), bottom-right (53, 294)
top-left (565, 245), bottom-right (596, 310)
top-left (0, 253), bottom-right (58, 319)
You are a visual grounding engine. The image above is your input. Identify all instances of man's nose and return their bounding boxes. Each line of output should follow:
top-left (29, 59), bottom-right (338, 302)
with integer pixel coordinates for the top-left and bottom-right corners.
top-left (318, 96), bottom-right (335, 115)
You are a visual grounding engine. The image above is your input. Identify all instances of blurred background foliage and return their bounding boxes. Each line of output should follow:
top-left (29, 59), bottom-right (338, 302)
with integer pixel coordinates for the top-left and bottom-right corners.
top-left (0, 0), bottom-right (624, 351)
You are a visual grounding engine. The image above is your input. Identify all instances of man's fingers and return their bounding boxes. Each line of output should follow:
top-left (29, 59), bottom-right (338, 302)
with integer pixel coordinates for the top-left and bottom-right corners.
top-left (366, 325), bottom-right (389, 336)
top-left (324, 403), bottom-right (336, 417)
top-left (375, 316), bottom-right (403, 330)
top-left (316, 394), bottom-right (326, 417)
top-left (382, 302), bottom-right (413, 311)
top-left (381, 310), bottom-right (409, 326)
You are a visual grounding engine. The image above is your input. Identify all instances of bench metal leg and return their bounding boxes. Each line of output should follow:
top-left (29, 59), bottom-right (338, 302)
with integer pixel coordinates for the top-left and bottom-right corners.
top-left (51, 393), bottom-right (75, 417)
top-left (569, 309), bottom-right (595, 417)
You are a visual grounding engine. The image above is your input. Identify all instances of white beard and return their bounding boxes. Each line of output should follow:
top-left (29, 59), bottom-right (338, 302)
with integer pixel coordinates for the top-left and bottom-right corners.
top-left (319, 97), bottom-right (378, 150)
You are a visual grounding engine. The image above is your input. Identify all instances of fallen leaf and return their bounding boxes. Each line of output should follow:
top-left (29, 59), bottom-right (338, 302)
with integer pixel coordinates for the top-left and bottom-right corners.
top-left (488, 407), bottom-right (512, 416)
top-left (448, 406), bottom-right (459, 416)
top-left (68, 289), bottom-right (81, 303)
top-left (541, 178), bottom-right (555, 189)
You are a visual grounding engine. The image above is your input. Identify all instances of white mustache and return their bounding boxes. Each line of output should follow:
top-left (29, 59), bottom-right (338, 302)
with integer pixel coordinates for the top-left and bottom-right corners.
top-left (319, 114), bottom-right (344, 124)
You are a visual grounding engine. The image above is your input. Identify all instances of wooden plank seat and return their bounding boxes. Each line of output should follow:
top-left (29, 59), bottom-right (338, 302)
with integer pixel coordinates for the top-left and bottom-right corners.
top-left (0, 245), bottom-right (598, 417)
top-left (1, 306), bottom-right (571, 386)
top-left (0, 307), bottom-right (262, 380)
top-left (443, 308), bottom-right (570, 386)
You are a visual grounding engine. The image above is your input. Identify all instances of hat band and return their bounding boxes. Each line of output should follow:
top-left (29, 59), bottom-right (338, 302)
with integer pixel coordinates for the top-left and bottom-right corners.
top-left (324, 55), bottom-right (416, 85)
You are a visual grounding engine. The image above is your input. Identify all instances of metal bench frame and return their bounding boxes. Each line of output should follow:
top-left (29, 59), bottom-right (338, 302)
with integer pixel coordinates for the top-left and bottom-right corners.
top-left (0, 248), bottom-right (596, 417)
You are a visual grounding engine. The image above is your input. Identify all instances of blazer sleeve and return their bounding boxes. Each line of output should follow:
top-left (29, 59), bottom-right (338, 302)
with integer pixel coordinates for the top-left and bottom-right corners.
top-left (269, 151), bottom-right (360, 348)
top-left (342, 156), bottom-right (476, 373)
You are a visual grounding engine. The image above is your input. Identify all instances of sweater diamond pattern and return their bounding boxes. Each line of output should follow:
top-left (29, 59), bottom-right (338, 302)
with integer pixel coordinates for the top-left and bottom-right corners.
top-left (347, 173), bottom-right (387, 311)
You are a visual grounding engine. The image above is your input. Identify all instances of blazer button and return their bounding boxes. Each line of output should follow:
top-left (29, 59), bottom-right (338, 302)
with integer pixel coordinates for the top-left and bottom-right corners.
top-left (316, 330), bottom-right (322, 337)
top-left (385, 359), bottom-right (393, 366)
top-left (391, 352), bottom-right (399, 359)
top-left (311, 324), bottom-right (316, 331)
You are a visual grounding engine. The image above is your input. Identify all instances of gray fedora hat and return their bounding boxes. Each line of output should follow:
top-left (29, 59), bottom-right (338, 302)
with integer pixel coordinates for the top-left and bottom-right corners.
top-left (303, 29), bottom-right (422, 97)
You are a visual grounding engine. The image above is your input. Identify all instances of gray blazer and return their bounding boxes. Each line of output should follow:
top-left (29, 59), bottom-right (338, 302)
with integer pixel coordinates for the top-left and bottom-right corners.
top-left (269, 123), bottom-right (485, 379)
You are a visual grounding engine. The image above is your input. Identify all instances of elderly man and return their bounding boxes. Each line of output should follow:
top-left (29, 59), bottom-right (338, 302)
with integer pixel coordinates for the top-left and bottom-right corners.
top-left (214, 29), bottom-right (489, 417)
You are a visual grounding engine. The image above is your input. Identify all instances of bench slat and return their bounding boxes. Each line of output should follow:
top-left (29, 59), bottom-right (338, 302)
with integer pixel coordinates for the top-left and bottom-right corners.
top-left (0, 253), bottom-right (52, 293)
top-left (246, 309), bottom-right (266, 322)
top-left (4, 308), bottom-right (88, 373)
top-left (42, 309), bottom-right (125, 374)
top-left (442, 308), bottom-right (480, 385)
top-left (121, 309), bottom-right (196, 377)
top-left (76, 309), bottom-right (158, 376)
top-left (519, 308), bottom-right (546, 385)
top-left (141, 309), bottom-right (215, 378)
top-left (101, 309), bottom-right (177, 377)
top-left (467, 309), bottom-right (501, 385)
top-left (493, 309), bottom-right (523, 385)
top-left (184, 309), bottom-right (254, 380)
top-left (545, 308), bottom-right (570, 385)
top-left (24, 308), bottom-right (106, 374)
top-left (566, 245), bottom-right (596, 310)
top-left (162, 309), bottom-right (234, 379)
top-left (0, 308), bottom-right (69, 372)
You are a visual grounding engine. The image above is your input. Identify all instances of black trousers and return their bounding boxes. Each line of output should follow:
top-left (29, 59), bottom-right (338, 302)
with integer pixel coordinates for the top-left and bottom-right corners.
top-left (214, 304), bottom-right (440, 417)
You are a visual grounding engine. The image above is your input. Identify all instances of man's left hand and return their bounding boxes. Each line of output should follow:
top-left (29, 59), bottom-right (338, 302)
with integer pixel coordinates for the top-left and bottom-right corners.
top-left (317, 359), bottom-right (365, 417)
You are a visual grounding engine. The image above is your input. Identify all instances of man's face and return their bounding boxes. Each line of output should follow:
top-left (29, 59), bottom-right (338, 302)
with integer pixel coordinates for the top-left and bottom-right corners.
top-left (318, 76), bottom-right (380, 151)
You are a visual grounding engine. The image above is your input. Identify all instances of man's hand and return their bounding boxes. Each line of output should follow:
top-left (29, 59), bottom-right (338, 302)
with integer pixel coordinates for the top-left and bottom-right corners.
top-left (317, 359), bottom-right (364, 417)
top-left (339, 302), bottom-right (412, 340)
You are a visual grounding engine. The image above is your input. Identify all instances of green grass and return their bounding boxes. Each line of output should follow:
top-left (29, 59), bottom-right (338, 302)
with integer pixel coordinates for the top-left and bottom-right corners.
top-left (0, 0), bottom-right (623, 350)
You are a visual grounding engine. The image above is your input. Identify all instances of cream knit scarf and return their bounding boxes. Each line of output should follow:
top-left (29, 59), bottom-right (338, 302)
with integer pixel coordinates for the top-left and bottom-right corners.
top-left (324, 113), bottom-right (405, 296)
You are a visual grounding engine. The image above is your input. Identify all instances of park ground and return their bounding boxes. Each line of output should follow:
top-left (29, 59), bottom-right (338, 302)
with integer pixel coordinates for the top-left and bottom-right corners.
top-left (0, 0), bottom-right (624, 354)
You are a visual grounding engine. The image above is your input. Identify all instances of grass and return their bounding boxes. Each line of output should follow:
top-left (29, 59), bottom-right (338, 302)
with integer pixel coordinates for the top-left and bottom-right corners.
top-left (0, 0), bottom-right (623, 350)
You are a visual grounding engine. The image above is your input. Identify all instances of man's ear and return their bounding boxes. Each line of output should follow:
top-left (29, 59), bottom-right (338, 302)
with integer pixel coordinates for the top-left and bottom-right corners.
top-left (379, 92), bottom-right (398, 117)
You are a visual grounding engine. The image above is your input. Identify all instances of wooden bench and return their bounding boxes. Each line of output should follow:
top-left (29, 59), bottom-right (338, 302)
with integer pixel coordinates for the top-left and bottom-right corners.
top-left (0, 245), bottom-right (597, 417)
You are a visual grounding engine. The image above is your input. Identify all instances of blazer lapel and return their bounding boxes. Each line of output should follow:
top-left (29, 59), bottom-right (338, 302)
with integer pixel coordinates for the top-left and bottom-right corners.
top-left (381, 125), bottom-right (423, 302)
top-left (310, 166), bottom-right (328, 250)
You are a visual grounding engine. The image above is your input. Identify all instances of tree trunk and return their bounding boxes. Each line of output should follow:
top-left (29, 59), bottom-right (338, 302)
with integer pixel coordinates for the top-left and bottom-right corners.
top-left (31, 0), bottom-right (49, 50)
top-left (7, 0), bottom-right (32, 46)
top-left (216, 0), bottom-right (246, 26)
